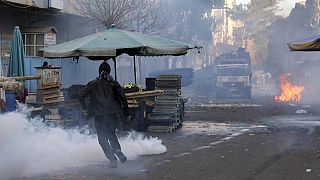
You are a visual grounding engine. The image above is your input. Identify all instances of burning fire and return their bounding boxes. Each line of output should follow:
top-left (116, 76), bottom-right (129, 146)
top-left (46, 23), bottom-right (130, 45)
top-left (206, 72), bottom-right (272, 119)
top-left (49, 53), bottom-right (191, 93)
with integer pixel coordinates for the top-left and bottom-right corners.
top-left (275, 74), bottom-right (305, 103)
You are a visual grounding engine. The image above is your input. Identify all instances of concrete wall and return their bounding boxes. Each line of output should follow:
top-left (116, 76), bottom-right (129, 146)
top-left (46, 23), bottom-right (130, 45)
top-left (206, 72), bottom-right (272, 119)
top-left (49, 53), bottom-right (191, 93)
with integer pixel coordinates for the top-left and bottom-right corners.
top-left (0, 5), bottom-right (110, 92)
top-left (25, 57), bottom-right (103, 92)
top-left (24, 56), bottom-right (146, 93)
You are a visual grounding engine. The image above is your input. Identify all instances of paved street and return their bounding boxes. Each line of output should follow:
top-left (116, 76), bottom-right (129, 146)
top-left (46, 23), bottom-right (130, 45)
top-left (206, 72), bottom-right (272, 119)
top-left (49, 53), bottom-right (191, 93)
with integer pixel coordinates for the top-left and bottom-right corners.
top-left (32, 98), bottom-right (320, 180)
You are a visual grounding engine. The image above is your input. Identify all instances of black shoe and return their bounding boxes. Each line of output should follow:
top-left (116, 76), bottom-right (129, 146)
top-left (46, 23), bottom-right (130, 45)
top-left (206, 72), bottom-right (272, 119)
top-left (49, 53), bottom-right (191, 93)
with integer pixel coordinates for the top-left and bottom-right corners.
top-left (108, 160), bottom-right (117, 168)
top-left (114, 150), bottom-right (127, 163)
top-left (119, 154), bottom-right (127, 163)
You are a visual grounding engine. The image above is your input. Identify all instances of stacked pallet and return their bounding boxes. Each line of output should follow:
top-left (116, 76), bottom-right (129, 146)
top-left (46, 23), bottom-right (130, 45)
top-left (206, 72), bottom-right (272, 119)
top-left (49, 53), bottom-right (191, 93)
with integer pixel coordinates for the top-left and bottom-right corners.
top-left (148, 75), bottom-right (184, 133)
top-left (149, 68), bottom-right (194, 87)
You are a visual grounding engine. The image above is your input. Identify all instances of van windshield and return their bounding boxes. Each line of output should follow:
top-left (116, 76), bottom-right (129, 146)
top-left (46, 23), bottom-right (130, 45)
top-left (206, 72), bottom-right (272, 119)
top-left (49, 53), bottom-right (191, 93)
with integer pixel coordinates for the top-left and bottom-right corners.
top-left (217, 67), bottom-right (248, 76)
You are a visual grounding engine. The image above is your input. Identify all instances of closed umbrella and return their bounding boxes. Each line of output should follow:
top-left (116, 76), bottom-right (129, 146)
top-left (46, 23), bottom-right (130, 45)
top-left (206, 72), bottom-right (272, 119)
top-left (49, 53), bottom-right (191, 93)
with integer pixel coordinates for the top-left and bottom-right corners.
top-left (6, 26), bottom-right (26, 111)
top-left (8, 26), bottom-right (25, 77)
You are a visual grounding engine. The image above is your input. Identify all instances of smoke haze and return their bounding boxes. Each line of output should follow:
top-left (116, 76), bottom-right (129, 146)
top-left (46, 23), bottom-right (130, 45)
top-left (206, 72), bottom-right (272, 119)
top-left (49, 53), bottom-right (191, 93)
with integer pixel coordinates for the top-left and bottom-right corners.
top-left (0, 106), bottom-right (166, 178)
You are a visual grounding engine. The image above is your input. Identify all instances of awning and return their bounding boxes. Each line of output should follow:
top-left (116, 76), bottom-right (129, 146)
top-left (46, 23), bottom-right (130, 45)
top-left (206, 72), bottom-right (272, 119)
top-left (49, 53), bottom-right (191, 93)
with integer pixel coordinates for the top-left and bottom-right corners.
top-left (288, 35), bottom-right (320, 51)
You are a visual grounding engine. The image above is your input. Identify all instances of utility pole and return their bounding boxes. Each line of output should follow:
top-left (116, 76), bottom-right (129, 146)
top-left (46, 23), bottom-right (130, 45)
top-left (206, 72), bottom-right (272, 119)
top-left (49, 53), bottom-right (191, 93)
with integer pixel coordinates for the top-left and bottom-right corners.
top-left (0, 31), bottom-right (6, 103)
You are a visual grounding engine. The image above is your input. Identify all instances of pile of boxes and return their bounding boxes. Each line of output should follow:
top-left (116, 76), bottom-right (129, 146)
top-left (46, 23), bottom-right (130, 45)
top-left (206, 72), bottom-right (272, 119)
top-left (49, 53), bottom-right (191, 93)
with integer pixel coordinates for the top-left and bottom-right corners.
top-left (36, 67), bottom-right (64, 122)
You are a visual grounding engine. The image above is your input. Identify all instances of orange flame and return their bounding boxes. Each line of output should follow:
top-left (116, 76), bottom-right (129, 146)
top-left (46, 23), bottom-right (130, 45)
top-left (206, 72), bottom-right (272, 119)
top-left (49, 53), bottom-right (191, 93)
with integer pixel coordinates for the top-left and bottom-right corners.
top-left (275, 74), bottom-right (305, 103)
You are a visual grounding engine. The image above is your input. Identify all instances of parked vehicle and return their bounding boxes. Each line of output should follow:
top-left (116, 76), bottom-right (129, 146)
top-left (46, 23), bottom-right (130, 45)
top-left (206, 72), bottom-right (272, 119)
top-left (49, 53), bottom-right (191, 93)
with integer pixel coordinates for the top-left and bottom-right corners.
top-left (215, 48), bottom-right (252, 98)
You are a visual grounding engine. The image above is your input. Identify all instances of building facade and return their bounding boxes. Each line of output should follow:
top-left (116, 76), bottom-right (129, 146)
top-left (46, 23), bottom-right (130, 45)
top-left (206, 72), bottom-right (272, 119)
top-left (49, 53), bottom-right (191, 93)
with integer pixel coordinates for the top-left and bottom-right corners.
top-left (211, 0), bottom-right (246, 58)
top-left (305, 0), bottom-right (320, 25)
top-left (0, 0), bottom-right (110, 92)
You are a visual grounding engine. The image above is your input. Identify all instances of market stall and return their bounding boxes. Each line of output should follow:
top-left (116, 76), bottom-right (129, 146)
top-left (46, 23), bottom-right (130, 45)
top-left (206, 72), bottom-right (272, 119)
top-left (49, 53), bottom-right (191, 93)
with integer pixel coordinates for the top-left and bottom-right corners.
top-left (34, 25), bottom-right (200, 131)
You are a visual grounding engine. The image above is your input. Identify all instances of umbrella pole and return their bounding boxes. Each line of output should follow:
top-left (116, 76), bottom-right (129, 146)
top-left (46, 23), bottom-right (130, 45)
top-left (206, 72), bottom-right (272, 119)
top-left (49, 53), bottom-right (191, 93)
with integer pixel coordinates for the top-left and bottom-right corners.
top-left (133, 56), bottom-right (137, 84)
top-left (112, 57), bottom-right (117, 81)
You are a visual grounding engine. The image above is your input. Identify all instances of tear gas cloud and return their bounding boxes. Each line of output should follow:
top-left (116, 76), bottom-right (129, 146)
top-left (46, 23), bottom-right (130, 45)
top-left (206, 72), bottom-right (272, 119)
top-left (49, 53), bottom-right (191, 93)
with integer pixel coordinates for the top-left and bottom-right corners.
top-left (0, 106), bottom-right (166, 178)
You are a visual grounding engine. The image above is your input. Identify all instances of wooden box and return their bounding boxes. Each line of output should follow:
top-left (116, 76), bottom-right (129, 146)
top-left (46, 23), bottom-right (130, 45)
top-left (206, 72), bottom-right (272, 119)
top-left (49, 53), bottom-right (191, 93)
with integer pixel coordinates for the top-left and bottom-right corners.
top-left (35, 67), bottom-right (61, 90)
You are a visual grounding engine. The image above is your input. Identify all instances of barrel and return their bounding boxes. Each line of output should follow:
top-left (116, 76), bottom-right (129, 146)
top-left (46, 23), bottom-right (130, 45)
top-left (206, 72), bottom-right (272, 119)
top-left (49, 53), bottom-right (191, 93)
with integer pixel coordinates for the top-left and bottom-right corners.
top-left (5, 91), bottom-right (16, 112)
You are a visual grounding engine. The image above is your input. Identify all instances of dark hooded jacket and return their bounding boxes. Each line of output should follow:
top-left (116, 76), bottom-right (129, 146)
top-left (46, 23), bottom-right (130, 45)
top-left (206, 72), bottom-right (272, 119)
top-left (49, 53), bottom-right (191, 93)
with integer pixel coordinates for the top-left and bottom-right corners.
top-left (79, 74), bottom-right (129, 119)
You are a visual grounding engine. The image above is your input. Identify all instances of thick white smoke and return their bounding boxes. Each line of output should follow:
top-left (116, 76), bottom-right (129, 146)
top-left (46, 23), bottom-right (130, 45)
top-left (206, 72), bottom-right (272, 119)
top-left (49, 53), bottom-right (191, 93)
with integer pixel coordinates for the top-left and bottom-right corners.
top-left (0, 106), bottom-right (166, 178)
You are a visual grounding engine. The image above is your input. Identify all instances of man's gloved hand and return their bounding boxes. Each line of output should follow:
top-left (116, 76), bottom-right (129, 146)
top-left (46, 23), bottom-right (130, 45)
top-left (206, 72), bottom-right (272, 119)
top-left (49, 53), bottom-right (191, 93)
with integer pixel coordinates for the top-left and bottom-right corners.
top-left (81, 108), bottom-right (88, 117)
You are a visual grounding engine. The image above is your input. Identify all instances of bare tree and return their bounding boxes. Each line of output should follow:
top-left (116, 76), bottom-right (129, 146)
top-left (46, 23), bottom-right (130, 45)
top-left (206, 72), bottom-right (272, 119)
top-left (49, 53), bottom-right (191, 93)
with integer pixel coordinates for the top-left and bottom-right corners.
top-left (127, 0), bottom-right (168, 34)
top-left (240, 0), bottom-right (284, 67)
top-left (74, 0), bottom-right (137, 28)
top-left (74, 0), bottom-right (167, 33)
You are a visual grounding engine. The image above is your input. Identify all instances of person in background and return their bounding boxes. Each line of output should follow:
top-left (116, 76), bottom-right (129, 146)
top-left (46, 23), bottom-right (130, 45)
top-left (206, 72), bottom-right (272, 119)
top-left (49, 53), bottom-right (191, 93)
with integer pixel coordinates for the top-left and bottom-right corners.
top-left (42, 61), bottom-right (52, 68)
top-left (42, 61), bottom-right (48, 67)
top-left (15, 88), bottom-right (28, 104)
top-left (79, 61), bottom-right (130, 168)
top-left (0, 97), bottom-right (5, 112)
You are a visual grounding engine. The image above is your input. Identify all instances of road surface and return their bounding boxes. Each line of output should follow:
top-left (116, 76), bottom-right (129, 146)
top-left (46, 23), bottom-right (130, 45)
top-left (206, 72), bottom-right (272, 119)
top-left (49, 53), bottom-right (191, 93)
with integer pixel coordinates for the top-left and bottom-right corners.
top-left (31, 98), bottom-right (320, 180)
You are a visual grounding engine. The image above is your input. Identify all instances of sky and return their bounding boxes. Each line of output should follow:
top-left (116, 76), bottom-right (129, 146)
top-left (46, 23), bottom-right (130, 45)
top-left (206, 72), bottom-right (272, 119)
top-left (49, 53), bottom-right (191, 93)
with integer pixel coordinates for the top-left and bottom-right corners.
top-left (236, 0), bottom-right (305, 17)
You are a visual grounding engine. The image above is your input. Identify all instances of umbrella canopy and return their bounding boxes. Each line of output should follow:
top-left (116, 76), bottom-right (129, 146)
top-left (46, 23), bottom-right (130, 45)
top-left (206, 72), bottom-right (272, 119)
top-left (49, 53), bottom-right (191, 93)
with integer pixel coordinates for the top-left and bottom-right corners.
top-left (288, 35), bottom-right (320, 51)
top-left (38, 26), bottom-right (200, 59)
top-left (8, 26), bottom-right (25, 77)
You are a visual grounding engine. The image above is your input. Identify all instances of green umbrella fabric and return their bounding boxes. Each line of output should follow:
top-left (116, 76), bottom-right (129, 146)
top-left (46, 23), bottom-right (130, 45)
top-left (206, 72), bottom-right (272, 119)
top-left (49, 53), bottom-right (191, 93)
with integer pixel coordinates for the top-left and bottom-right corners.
top-left (8, 26), bottom-right (25, 77)
top-left (288, 35), bottom-right (320, 51)
top-left (38, 27), bottom-right (200, 59)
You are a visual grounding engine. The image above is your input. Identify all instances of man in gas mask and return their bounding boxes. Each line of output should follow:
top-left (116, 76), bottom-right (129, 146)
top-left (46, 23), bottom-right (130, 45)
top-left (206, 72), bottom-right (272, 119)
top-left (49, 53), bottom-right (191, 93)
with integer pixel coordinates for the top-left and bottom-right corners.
top-left (80, 61), bottom-right (129, 168)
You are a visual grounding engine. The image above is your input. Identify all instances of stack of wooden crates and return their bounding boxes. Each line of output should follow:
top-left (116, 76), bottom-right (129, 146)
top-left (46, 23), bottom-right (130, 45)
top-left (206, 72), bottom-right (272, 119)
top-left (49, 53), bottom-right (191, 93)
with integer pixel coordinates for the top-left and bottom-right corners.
top-left (36, 67), bottom-right (64, 104)
top-left (148, 75), bottom-right (184, 132)
top-left (36, 67), bottom-right (64, 121)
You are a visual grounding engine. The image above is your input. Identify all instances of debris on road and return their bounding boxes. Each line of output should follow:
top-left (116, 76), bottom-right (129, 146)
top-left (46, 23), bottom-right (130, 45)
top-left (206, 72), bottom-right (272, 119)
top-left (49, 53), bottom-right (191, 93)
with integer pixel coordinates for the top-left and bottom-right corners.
top-left (296, 109), bottom-right (307, 114)
top-left (173, 152), bottom-right (191, 158)
top-left (306, 169), bottom-right (312, 173)
top-left (140, 169), bottom-right (148, 173)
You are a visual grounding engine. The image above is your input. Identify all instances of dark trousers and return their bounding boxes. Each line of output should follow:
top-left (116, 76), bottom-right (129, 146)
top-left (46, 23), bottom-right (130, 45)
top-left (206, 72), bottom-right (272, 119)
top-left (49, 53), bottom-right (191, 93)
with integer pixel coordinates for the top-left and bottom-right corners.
top-left (94, 114), bottom-right (121, 161)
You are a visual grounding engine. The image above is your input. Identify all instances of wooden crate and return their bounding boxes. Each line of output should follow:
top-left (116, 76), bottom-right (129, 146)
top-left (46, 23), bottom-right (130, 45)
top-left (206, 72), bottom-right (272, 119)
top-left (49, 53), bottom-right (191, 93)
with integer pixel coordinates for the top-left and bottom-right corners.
top-left (35, 67), bottom-right (64, 105)
top-left (36, 67), bottom-right (61, 90)
top-left (37, 91), bottom-right (64, 104)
